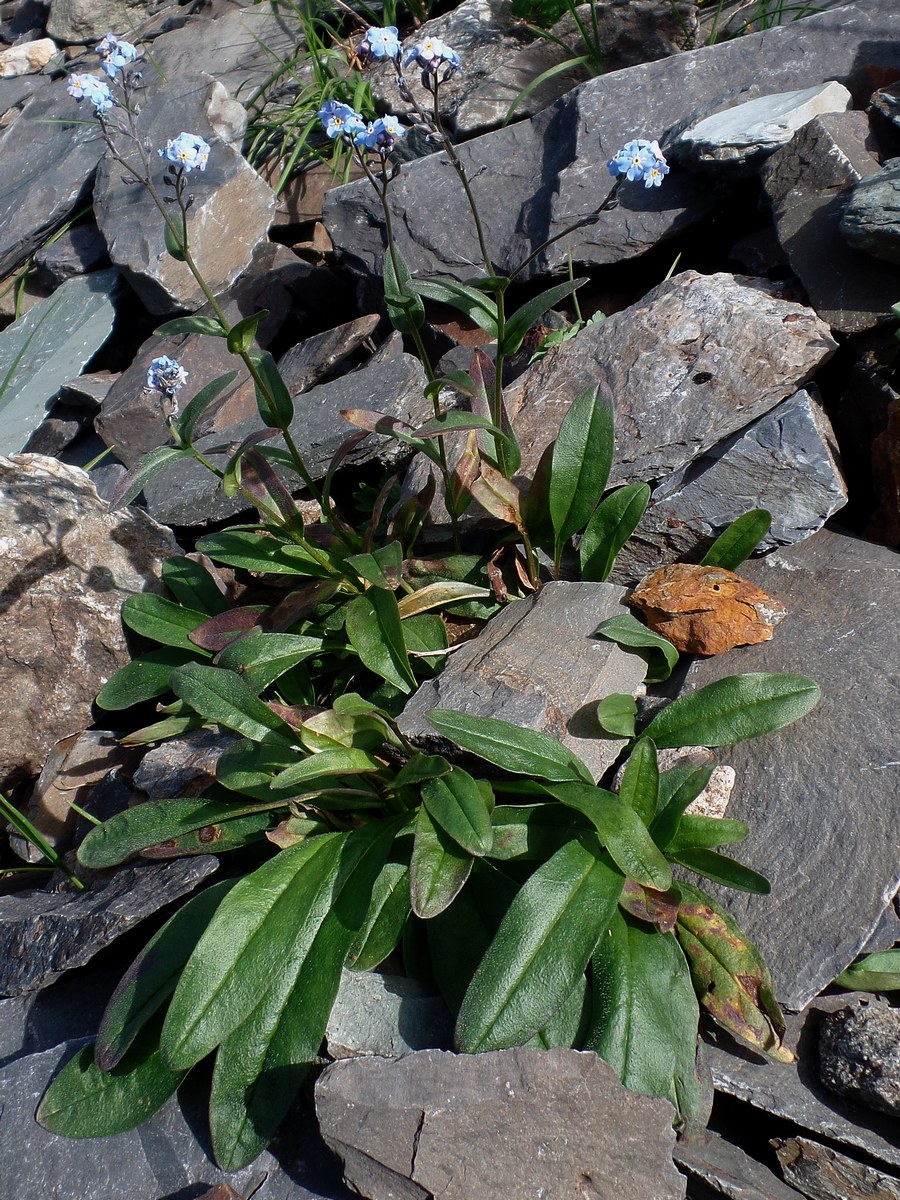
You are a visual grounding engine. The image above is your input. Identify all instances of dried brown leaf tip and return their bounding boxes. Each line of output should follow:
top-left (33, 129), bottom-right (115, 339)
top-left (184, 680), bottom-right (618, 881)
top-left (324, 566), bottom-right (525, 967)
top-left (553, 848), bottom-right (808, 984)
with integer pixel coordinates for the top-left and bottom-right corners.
top-left (628, 563), bottom-right (786, 656)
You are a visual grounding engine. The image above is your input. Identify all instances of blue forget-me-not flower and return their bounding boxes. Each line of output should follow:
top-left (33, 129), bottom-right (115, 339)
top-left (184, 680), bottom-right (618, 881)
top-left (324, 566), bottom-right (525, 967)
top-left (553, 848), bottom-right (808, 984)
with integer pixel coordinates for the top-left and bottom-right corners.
top-left (160, 132), bottom-right (211, 172)
top-left (67, 73), bottom-right (114, 113)
top-left (354, 114), bottom-right (407, 153)
top-left (404, 36), bottom-right (461, 76)
top-left (607, 139), bottom-right (669, 187)
top-left (318, 100), bottom-right (366, 140)
top-left (96, 32), bottom-right (140, 78)
top-left (358, 26), bottom-right (402, 63)
top-left (147, 356), bottom-right (188, 397)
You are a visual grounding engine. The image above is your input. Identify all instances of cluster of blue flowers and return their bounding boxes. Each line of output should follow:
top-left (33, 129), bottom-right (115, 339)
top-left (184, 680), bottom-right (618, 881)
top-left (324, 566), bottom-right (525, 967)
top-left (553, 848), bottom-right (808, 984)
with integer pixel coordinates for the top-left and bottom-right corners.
top-left (354, 25), bottom-right (461, 75)
top-left (607, 139), bottom-right (670, 188)
top-left (318, 101), bottom-right (407, 154)
top-left (403, 35), bottom-right (461, 76)
top-left (67, 72), bottom-right (114, 113)
top-left (147, 355), bottom-right (188, 398)
top-left (159, 132), bottom-right (211, 172)
top-left (66, 32), bottom-right (140, 113)
top-left (96, 32), bottom-right (139, 78)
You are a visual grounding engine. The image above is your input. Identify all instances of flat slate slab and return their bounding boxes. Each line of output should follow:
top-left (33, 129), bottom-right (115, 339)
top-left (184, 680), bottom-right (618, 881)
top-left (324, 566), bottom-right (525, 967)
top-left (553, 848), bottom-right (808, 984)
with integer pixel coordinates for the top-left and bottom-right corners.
top-left (677, 529), bottom-right (900, 1011)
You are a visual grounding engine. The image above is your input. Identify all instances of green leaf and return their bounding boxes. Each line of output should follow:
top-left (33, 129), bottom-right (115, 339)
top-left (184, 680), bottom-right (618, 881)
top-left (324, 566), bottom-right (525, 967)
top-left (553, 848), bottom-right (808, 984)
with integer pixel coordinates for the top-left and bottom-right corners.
top-left (227, 310), bottom-right (268, 355)
top-left (96, 647), bottom-right (203, 710)
top-left (121, 594), bottom-right (209, 651)
top-left (410, 803), bottom-right (474, 918)
top-left (701, 509), bottom-right (772, 570)
top-left (422, 767), bottom-right (494, 856)
top-left (162, 834), bottom-right (344, 1071)
top-left (596, 693), bottom-right (637, 738)
top-left (154, 315), bottom-right (227, 338)
top-left (488, 804), bottom-right (588, 861)
top-left (502, 278), bottom-right (587, 357)
top-left (172, 371), bottom-right (239, 446)
top-left (77, 797), bottom-right (287, 869)
top-left (109, 446), bottom-right (193, 510)
top-left (163, 220), bottom-right (188, 261)
top-left (580, 483), bottom-right (651, 582)
top-left (455, 835), bottom-right (623, 1051)
top-left (543, 782), bottom-right (672, 892)
top-left (676, 880), bottom-right (793, 1063)
top-left (618, 738), bottom-right (659, 825)
top-left (170, 662), bottom-right (294, 745)
top-left (527, 975), bottom-right (590, 1049)
top-left (834, 949), bottom-right (900, 992)
top-left (673, 848), bottom-right (770, 895)
top-left (650, 765), bottom-right (715, 849)
top-left (595, 614), bottom-right (680, 682)
top-left (426, 709), bottom-right (593, 783)
top-left (667, 815), bottom-right (749, 853)
top-left (347, 858), bottom-right (411, 971)
top-left (207, 819), bottom-right (400, 1169)
top-left (586, 910), bottom-right (703, 1118)
top-left (162, 556), bottom-right (229, 615)
top-left (397, 580), bottom-right (492, 619)
top-left (549, 384), bottom-right (614, 563)
top-left (409, 276), bottom-right (498, 336)
top-left (642, 673), bottom-right (821, 748)
top-left (270, 747), bottom-right (385, 789)
top-left (96, 880), bottom-right (238, 1070)
top-left (195, 529), bottom-right (298, 574)
top-left (345, 589), bottom-right (417, 693)
top-left (214, 630), bottom-right (323, 692)
top-left (248, 349), bottom-right (293, 428)
top-left (37, 1027), bottom-right (186, 1138)
top-left (384, 249), bottom-right (426, 333)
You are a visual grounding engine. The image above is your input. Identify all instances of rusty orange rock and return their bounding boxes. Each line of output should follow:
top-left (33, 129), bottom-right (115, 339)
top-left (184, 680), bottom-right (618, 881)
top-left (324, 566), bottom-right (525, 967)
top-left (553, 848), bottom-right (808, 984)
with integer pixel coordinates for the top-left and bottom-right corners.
top-left (628, 562), bottom-right (786, 656)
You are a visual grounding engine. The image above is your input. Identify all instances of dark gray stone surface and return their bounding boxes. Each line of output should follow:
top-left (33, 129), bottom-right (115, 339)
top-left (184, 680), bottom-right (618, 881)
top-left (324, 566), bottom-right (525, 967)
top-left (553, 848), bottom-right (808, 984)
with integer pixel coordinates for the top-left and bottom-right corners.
top-left (0, 1040), bottom-right (349, 1200)
top-left (326, 970), bottom-right (454, 1059)
top-left (774, 1135), bottom-right (900, 1199)
top-left (316, 1047), bottom-right (686, 1199)
top-left (674, 1129), bottom-right (804, 1199)
top-left (840, 158), bottom-right (900, 266)
top-left (400, 581), bottom-right (647, 781)
top-left (33, 224), bottom-right (110, 288)
top-left (325, 0), bottom-right (900, 280)
top-left (678, 528), bottom-right (900, 1011)
top-left (819, 1004), bottom-right (900, 1117)
top-left (139, 349), bottom-right (430, 526)
top-left (0, 857), bottom-right (217, 997)
top-left (763, 112), bottom-right (899, 333)
top-left (133, 729), bottom-right (241, 800)
top-left (611, 389), bottom-right (846, 584)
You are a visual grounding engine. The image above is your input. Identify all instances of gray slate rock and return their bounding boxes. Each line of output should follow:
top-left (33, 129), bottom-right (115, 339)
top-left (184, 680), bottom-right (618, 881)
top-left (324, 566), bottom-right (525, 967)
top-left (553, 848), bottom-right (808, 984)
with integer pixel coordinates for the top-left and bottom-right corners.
top-left (674, 1129), bottom-right (804, 1199)
top-left (47, 0), bottom-right (157, 42)
top-left (33, 224), bottom-right (110, 288)
top-left (140, 348), bottom-right (431, 526)
top-left (0, 455), bottom-right (177, 793)
top-left (707, 997), bottom-right (900, 1172)
top-left (774, 1135), bottom-right (900, 1199)
top-left (872, 84), bottom-right (900, 132)
top-left (93, 74), bottom-right (273, 314)
top-left (0, 963), bottom-right (121, 1062)
top-left (673, 81), bottom-right (851, 173)
top-left (0, 856), bottom-right (217, 997)
top-left (840, 157), bottom-right (900, 266)
top-left (819, 1004), bottom-right (900, 1117)
top-left (133, 728), bottom-right (240, 800)
top-left (326, 970), bottom-right (454, 1059)
top-left (325, 0), bottom-right (900, 280)
top-left (0, 269), bottom-right (119, 455)
top-left (763, 111), bottom-right (898, 334)
top-left (0, 78), bottom-right (104, 276)
top-left (0, 1040), bottom-right (346, 1200)
top-left (399, 581), bottom-right (647, 781)
top-left (611, 388), bottom-right (847, 584)
top-left (675, 529), bottom-right (900, 1011)
top-left (316, 1047), bottom-right (686, 1200)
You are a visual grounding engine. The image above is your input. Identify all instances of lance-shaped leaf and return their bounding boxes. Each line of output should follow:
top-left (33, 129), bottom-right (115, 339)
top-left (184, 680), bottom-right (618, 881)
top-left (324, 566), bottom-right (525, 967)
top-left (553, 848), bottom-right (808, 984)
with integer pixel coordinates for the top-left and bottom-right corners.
top-left (427, 708), bottom-right (593, 783)
top-left (409, 276), bottom-right (499, 335)
top-left (422, 767), bottom-right (494, 856)
top-left (542, 781), bottom-right (672, 892)
top-left (195, 528), bottom-right (298, 574)
top-left (248, 348), bottom-right (293, 429)
top-left (502, 277), bottom-right (587, 357)
top-left (214, 629), bottom-right (322, 691)
top-left (172, 370), bottom-right (238, 446)
top-left (650, 764), bottom-right (715, 847)
top-left (97, 880), bottom-right (238, 1070)
top-left (618, 737), bottom-right (659, 825)
top-left (666, 815), bottom-right (749, 853)
top-left (226, 310), bottom-right (268, 355)
top-left (397, 580), bottom-right (492, 618)
top-left (488, 804), bottom-right (588, 862)
top-left (673, 847), bottom-right (770, 895)
top-left (233, 448), bottom-right (303, 530)
top-left (347, 858), bottom-right (411, 971)
top-left (345, 588), bottom-right (417, 693)
top-left (521, 439), bottom-right (554, 552)
top-left (596, 613), bottom-right (680, 683)
top-left (527, 975), bottom-right (591, 1050)
top-left (549, 385), bottom-right (614, 563)
top-left (162, 555), bottom-right (229, 615)
top-left (586, 909), bottom-right (703, 1118)
top-left (384, 248), bottom-right (426, 333)
top-left (139, 811), bottom-right (276, 859)
top-left (207, 818), bottom-right (400, 1169)
top-left (410, 803), bottom-right (474, 918)
top-left (580, 483), bottom-right (651, 582)
top-left (455, 835), bottom-right (623, 1051)
top-left (37, 1025), bottom-right (186, 1138)
top-left (170, 662), bottom-right (295, 745)
top-left (701, 509), bottom-right (772, 571)
top-left (77, 796), bottom-right (289, 869)
top-left (468, 459), bottom-right (525, 530)
top-left (642, 673), bottom-right (821, 749)
top-left (676, 880), bottom-right (794, 1063)
top-left (121, 593), bottom-right (209, 651)
top-left (467, 348), bottom-right (520, 475)
top-left (447, 429), bottom-right (480, 520)
top-left (834, 949), bottom-right (900, 993)
top-left (96, 647), bottom-right (206, 711)
top-left (155, 314), bottom-right (226, 338)
top-left (161, 833), bottom-right (344, 1070)
top-left (189, 605), bottom-right (267, 652)
top-left (270, 747), bottom-right (385, 790)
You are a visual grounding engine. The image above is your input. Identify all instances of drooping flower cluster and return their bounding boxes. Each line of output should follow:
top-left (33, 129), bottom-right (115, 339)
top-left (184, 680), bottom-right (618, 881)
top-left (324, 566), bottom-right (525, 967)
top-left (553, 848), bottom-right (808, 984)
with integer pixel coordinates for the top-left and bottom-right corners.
top-left (607, 139), bottom-right (670, 188)
top-left (160, 132), bottom-right (211, 172)
top-left (96, 32), bottom-right (140, 78)
top-left (318, 101), bottom-right (407, 156)
top-left (357, 25), bottom-right (402, 65)
top-left (147, 356), bottom-right (188, 398)
top-left (403, 35), bottom-right (461, 78)
top-left (67, 72), bottom-right (114, 113)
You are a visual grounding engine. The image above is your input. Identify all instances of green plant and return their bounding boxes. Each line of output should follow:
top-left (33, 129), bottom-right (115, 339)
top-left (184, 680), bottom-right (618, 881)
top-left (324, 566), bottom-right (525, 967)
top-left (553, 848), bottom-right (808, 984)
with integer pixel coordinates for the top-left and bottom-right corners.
top-left (0, 793), bottom-right (85, 889)
top-left (834, 950), bottom-right (900, 992)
